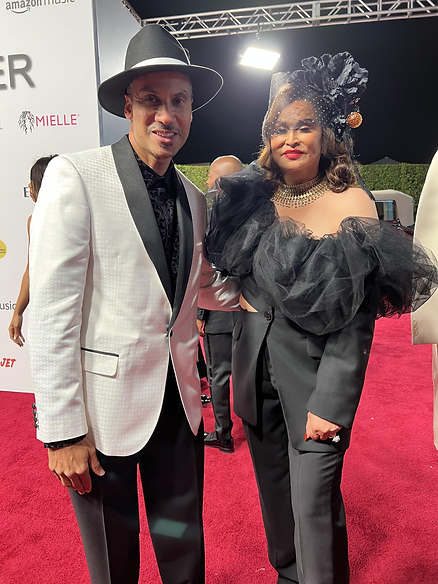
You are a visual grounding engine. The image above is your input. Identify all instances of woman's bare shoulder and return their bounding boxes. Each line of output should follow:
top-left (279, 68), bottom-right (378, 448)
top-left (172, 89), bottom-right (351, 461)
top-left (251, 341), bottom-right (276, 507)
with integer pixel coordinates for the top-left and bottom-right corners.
top-left (333, 187), bottom-right (378, 220)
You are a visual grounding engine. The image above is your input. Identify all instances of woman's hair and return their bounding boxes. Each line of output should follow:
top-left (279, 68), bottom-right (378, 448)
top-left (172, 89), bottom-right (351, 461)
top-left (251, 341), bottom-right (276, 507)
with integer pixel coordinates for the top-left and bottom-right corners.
top-left (258, 82), bottom-right (357, 193)
top-left (30, 154), bottom-right (58, 196)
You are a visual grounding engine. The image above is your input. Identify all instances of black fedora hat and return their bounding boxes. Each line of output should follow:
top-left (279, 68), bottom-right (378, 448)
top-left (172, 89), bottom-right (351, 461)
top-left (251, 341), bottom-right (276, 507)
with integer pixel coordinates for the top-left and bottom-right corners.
top-left (98, 24), bottom-right (223, 117)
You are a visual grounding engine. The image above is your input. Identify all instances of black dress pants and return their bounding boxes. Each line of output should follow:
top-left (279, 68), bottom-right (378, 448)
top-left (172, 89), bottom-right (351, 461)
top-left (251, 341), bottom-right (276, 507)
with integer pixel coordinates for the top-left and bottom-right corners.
top-left (244, 348), bottom-right (349, 584)
top-left (69, 366), bottom-right (205, 584)
top-left (204, 332), bottom-right (233, 441)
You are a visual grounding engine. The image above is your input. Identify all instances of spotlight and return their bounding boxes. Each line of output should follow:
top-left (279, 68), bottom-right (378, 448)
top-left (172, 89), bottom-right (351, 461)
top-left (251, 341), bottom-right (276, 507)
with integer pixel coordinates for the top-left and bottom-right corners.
top-left (239, 46), bottom-right (280, 71)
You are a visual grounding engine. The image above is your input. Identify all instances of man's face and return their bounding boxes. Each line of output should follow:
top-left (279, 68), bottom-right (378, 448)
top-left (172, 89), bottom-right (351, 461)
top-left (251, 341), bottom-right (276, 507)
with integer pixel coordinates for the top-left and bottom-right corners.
top-left (124, 71), bottom-right (193, 174)
top-left (206, 163), bottom-right (221, 190)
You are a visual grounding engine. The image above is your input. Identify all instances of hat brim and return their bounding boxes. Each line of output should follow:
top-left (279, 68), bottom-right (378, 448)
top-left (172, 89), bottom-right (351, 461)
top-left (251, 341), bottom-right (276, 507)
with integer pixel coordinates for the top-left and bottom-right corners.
top-left (98, 63), bottom-right (223, 117)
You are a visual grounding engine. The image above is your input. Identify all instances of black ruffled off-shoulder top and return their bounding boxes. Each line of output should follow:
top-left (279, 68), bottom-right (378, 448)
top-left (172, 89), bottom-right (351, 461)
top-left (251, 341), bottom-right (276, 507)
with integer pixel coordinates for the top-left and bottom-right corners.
top-left (205, 162), bottom-right (438, 336)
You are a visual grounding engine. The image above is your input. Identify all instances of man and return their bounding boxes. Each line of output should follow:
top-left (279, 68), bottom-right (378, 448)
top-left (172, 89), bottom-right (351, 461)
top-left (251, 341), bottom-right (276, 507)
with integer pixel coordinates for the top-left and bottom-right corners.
top-left (28, 25), bottom-right (239, 584)
top-left (206, 156), bottom-right (244, 192)
top-left (198, 156), bottom-right (244, 453)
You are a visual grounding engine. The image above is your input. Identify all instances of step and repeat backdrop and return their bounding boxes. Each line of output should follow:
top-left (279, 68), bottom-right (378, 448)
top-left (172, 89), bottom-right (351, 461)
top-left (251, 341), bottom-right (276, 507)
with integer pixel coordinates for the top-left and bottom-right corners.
top-left (0, 0), bottom-right (101, 392)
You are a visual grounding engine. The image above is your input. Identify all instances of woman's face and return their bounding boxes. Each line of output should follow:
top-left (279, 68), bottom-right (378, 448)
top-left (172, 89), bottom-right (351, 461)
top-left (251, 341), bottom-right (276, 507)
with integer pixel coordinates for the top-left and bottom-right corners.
top-left (270, 100), bottom-right (322, 184)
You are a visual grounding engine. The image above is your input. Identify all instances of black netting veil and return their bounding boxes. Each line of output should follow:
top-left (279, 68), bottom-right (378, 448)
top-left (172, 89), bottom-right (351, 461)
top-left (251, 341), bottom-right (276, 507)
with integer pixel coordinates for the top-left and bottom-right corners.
top-left (262, 53), bottom-right (368, 144)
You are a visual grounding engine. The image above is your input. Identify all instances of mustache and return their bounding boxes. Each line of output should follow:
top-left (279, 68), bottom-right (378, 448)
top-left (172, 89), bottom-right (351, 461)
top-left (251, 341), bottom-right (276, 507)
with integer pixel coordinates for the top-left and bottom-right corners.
top-left (148, 123), bottom-right (181, 135)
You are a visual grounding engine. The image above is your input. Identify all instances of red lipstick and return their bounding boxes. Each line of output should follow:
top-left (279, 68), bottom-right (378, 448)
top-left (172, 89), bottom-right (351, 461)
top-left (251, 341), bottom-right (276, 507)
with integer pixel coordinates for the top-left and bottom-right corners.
top-left (283, 149), bottom-right (303, 160)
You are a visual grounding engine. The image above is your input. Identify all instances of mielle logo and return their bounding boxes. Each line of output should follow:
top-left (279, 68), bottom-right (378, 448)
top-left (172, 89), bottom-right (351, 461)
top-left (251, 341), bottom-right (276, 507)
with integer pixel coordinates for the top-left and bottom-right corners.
top-left (18, 110), bottom-right (78, 133)
top-left (36, 113), bottom-right (78, 127)
top-left (0, 358), bottom-right (16, 367)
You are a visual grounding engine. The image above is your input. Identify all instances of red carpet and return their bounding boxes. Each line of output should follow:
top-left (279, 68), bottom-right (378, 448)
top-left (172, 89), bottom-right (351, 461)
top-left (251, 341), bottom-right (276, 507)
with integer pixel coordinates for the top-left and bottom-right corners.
top-left (1, 314), bottom-right (437, 583)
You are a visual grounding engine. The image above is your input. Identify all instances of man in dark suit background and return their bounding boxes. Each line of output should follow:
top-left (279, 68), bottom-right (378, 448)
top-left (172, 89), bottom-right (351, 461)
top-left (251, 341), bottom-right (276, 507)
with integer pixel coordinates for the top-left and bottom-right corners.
top-left (198, 156), bottom-right (244, 453)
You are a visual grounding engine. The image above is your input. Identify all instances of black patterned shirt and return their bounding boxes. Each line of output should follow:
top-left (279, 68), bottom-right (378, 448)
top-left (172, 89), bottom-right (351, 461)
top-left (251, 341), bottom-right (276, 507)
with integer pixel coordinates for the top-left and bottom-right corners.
top-left (134, 153), bottom-right (180, 292)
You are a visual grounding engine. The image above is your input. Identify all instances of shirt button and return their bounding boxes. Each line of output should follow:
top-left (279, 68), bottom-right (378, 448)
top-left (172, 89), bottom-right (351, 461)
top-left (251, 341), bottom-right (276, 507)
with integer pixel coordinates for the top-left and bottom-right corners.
top-left (264, 311), bottom-right (272, 321)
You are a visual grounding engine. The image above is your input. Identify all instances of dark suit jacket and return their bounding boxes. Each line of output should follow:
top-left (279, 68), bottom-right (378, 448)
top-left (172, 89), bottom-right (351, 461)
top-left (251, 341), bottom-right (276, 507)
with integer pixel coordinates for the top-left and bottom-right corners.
top-left (197, 308), bottom-right (236, 334)
top-left (232, 275), bottom-right (376, 453)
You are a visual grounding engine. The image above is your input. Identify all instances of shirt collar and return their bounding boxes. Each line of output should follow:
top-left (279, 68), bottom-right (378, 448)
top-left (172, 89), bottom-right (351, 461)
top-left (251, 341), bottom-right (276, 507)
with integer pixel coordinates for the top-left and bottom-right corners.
top-left (132, 149), bottom-right (174, 191)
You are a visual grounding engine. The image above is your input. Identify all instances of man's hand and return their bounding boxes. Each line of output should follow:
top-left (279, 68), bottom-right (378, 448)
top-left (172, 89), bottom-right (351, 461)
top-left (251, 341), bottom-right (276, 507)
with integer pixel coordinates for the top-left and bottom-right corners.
top-left (48, 437), bottom-right (105, 495)
top-left (305, 412), bottom-right (342, 442)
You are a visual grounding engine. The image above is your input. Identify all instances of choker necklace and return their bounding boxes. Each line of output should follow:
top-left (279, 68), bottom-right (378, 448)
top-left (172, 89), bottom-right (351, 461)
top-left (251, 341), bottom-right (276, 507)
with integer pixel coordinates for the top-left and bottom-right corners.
top-left (271, 174), bottom-right (330, 208)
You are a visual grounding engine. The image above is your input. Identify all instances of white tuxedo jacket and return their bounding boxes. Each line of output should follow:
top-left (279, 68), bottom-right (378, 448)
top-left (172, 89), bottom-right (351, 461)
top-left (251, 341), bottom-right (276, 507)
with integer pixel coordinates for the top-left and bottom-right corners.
top-left (411, 150), bottom-right (438, 447)
top-left (29, 136), bottom-right (239, 456)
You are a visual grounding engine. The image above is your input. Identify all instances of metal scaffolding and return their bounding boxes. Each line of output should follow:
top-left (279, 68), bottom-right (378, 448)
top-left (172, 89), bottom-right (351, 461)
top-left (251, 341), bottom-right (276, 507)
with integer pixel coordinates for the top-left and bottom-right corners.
top-left (121, 1), bottom-right (438, 39)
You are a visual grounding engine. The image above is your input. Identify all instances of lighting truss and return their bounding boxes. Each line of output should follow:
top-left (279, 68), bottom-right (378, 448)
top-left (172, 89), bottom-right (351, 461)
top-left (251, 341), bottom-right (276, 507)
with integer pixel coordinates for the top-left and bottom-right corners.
top-left (123, 1), bottom-right (438, 39)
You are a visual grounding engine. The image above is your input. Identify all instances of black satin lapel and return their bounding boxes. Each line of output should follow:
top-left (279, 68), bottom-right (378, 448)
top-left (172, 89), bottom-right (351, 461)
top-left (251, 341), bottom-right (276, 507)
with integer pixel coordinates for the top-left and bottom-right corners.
top-left (170, 172), bottom-right (194, 325)
top-left (111, 136), bottom-right (173, 303)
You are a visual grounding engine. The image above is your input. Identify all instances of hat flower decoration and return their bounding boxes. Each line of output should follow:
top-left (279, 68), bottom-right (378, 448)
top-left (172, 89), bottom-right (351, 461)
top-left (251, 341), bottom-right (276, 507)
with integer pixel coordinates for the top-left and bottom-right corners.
top-left (291, 52), bottom-right (368, 140)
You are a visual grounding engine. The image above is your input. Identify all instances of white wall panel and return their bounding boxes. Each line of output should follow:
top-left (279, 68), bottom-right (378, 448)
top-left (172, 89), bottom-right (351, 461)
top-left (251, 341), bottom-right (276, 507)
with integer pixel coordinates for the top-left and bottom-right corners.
top-left (0, 0), bottom-right (100, 392)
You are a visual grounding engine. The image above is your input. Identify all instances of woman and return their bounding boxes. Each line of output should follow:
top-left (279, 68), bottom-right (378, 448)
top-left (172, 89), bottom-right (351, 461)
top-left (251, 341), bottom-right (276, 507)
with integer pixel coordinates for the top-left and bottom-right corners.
top-left (205, 53), bottom-right (437, 584)
top-left (9, 155), bottom-right (57, 346)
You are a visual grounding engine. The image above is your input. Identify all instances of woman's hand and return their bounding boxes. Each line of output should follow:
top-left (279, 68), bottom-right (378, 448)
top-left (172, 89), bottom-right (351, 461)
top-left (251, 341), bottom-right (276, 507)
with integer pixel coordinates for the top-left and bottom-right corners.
top-left (9, 313), bottom-right (25, 347)
top-left (196, 319), bottom-right (205, 337)
top-left (239, 294), bottom-right (257, 312)
top-left (305, 411), bottom-right (342, 442)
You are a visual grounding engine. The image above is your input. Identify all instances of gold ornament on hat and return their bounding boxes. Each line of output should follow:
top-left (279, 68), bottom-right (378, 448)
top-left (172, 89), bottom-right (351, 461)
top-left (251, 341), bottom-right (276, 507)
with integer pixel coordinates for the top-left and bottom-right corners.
top-left (346, 111), bottom-right (363, 129)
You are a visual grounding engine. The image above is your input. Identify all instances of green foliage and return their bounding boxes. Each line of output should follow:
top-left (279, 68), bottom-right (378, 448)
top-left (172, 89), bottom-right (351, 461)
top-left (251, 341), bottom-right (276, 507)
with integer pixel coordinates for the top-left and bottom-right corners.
top-left (176, 165), bottom-right (209, 193)
top-left (178, 162), bottom-right (430, 217)
top-left (359, 163), bottom-right (430, 214)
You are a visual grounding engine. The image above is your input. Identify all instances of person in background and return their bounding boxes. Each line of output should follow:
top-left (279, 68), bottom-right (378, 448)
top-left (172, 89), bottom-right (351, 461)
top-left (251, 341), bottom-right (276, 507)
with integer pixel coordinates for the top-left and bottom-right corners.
top-left (8, 155), bottom-right (57, 346)
top-left (198, 155), bottom-right (244, 453)
top-left (28, 25), bottom-right (239, 584)
top-left (411, 150), bottom-right (438, 448)
top-left (206, 156), bottom-right (244, 193)
top-left (206, 53), bottom-right (437, 584)
top-left (197, 340), bottom-right (212, 405)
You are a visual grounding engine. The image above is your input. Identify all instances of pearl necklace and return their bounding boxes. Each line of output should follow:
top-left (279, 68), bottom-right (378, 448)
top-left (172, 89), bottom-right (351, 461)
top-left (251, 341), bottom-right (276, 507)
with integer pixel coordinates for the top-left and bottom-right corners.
top-left (271, 174), bottom-right (331, 208)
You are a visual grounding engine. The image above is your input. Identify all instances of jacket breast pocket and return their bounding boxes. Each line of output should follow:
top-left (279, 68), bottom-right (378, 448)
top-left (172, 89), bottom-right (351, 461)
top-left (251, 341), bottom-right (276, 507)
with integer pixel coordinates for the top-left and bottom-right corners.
top-left (306, 335), bottom-right (327, 360)
top-left (81, 348), bottom-right (119, 378)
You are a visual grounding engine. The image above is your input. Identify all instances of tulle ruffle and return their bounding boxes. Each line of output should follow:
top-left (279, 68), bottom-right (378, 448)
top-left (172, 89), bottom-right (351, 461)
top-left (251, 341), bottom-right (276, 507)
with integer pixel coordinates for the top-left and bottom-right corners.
top-left (205, 162), bottom-right (274, 275)
top-left (205, 163), bottom-right (438, 335)
top-left (252, 217), bottom-right (438, 334)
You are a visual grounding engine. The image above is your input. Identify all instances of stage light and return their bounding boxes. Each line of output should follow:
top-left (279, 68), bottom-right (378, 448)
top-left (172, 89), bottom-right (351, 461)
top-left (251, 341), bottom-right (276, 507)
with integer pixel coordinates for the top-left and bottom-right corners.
top-left (240, 46), bottom-right (280, 71)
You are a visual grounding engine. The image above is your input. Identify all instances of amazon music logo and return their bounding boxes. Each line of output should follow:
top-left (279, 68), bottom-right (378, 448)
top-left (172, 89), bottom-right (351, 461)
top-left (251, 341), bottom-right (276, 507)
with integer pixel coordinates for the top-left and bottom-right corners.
top-left (5, 0), bottom-right (75, 14)
top-left (0, 301), bottom-right (16, 310)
